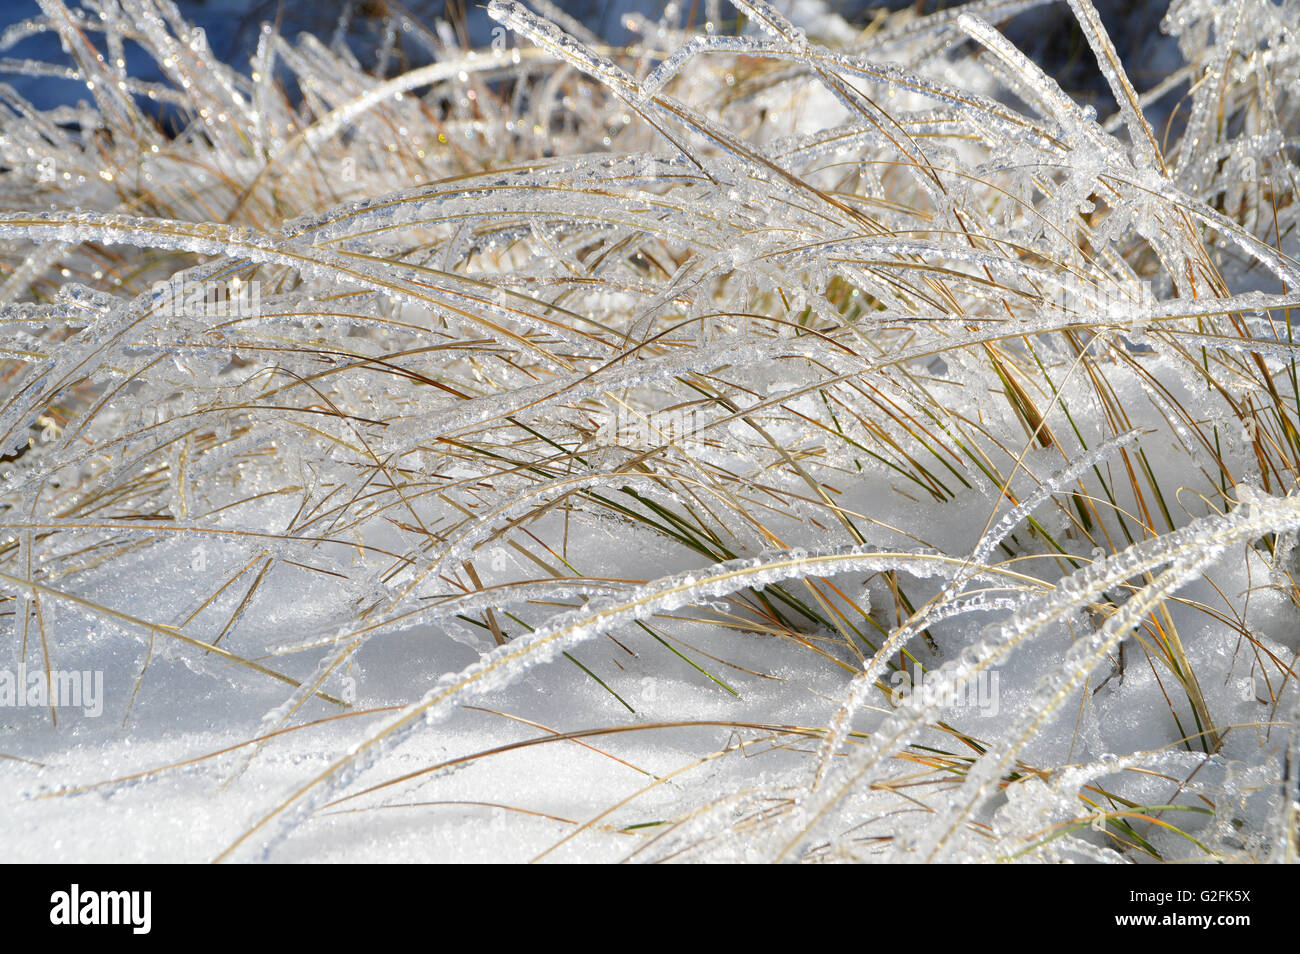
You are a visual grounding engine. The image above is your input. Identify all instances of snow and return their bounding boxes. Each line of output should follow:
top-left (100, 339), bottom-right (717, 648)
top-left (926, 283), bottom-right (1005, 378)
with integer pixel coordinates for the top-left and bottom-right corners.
top-left (0, 0), bottom-right (1298, 863)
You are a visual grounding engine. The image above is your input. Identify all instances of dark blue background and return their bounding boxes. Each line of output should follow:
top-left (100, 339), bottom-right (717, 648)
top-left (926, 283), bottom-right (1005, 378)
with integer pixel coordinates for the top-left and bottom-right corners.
top-left (0, 1), bottom-right (1181, 121)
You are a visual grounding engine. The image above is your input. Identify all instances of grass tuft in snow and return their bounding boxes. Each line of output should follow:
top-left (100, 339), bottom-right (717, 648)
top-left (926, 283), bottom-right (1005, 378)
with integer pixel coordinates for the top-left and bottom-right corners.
top-left (1, 0), bottom-right (1299, 862)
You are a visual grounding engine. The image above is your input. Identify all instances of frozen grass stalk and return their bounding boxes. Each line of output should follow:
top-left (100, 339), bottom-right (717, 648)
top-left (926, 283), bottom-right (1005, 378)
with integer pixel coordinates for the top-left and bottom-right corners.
top-left (0, 0), bottom-right (1298, 863)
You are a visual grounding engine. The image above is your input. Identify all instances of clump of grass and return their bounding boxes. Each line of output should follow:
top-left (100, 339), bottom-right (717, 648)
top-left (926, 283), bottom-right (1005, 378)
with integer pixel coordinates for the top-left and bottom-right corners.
top-left (1, 0), bottom-right (1298, 862)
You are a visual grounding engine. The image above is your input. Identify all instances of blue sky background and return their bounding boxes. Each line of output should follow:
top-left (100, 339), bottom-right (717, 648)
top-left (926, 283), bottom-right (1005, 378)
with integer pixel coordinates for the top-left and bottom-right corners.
top-left (0, 1), bottom-right (1181, 119)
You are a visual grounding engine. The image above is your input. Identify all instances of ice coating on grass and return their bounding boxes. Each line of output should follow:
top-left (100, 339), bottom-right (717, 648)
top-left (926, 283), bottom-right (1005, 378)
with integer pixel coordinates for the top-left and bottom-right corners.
top-left (227, 542), bottom-right (1011, 859)
top-left (971, 428), bottom-right (1145, 565)
top-left (487, 0), bottom-right (639, 99)
top-left (1, 0), bottom-right (1298, 864)
top-left (779, 491), bottom-right (1300, 862)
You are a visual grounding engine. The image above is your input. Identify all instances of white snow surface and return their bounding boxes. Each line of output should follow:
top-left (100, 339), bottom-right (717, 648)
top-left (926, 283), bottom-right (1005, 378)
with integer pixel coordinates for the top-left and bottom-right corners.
top-left (0, 0), bottom-right (1299, 863)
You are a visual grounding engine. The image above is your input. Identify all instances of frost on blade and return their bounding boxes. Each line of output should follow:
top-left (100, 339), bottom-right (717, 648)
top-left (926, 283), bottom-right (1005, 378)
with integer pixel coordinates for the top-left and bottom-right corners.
top-left (778, 493), bottom-right (1300, 863)
top-left (1, 0), bottom-right (1297, 864)
top-left (487, 0), bottom-right (640, 98)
